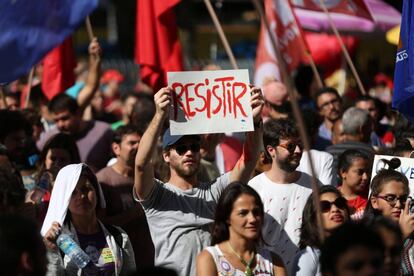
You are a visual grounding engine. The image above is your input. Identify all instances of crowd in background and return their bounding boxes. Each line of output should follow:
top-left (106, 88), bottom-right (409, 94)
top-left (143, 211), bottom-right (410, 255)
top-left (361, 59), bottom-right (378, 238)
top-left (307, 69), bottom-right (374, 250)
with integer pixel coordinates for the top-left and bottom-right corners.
top-left (1, 38), bottom-right (414, 276)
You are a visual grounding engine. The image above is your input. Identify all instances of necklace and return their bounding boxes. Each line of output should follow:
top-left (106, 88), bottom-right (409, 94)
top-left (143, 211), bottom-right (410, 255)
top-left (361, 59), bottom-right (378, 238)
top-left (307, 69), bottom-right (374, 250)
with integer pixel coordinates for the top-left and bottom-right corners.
top-left (227, 241), bottom-right (256, 276)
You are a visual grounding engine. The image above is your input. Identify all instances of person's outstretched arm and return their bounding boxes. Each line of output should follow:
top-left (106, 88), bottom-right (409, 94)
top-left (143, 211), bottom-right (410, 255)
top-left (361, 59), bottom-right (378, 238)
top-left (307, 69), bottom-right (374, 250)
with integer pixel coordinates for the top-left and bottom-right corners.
top-left (229, 87), bottom-right (264, 184)
top-left (134, 87), bottom-right (171, 200)
top-left (77, 37), bottom-right (101, 113)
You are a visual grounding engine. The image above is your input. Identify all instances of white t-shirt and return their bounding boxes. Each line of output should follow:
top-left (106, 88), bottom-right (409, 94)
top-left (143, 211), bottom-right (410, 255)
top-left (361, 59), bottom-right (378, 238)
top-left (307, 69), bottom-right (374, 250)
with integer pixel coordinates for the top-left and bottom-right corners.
top-left (297, 150), bottom-right (333, 186)
top-left (248, 172), bottom-right (315, 274)
top-left (292, 246), bottom-right (321, 276)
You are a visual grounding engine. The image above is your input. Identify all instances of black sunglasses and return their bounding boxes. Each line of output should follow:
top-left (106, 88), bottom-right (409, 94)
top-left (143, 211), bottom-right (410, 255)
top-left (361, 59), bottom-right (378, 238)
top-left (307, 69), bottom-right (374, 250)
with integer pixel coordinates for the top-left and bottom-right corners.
top-left (173, 143), bottom-right (201, 155)
top-left (277, 142), bottom-right (303, 154)
top-left (320, 197), bottom-right (348, 213)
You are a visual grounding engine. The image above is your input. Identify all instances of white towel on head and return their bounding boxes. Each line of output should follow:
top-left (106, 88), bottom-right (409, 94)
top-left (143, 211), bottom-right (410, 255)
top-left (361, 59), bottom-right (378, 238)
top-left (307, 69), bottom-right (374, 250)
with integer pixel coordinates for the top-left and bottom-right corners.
top-left (40, 163), bottom-right (106, 236)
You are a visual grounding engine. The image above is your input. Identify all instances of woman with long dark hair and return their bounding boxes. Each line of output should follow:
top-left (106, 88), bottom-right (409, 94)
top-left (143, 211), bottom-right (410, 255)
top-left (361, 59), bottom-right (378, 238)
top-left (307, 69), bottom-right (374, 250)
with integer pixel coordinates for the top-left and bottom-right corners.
top-left (196, 182), bottom-right (286, 276)
top-left (292, 185), bottom-right (350, 275)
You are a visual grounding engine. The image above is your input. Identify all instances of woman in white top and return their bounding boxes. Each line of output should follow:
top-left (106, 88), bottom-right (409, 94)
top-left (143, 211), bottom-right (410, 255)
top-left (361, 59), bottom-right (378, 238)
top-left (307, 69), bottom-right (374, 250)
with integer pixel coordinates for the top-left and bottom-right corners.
top-left (196, 182), bottom-right (286, 276)
top-left (292, 185), bottom-right (350, 276)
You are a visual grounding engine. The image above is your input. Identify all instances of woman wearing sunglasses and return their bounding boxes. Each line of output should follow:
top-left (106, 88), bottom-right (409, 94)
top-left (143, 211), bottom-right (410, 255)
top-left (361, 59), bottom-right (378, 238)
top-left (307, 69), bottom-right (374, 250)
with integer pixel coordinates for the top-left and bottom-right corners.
top-left (292, 185), bottom-right (350, 276)
top-left (363, 160), bottom-right (414, 275)
top-left (196, 182), bottom-right (286, 276)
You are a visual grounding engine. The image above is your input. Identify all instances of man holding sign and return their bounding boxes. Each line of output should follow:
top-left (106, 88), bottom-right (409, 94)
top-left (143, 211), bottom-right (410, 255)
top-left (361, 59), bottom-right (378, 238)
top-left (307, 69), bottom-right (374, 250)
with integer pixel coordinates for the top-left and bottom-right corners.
top-left (133, 82), bottom-right (263, 276)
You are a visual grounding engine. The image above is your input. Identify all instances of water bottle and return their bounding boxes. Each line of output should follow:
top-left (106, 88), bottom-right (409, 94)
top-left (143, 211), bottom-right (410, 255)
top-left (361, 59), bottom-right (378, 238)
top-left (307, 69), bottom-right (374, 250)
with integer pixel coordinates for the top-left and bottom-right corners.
top-left (56, 233), bottom-right (91, 268)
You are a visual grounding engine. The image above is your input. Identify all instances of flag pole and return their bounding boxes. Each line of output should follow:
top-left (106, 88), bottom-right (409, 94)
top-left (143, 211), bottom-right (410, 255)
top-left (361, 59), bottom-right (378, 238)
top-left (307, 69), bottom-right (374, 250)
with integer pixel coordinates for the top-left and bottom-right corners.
top-left (251, 0), bottom-right (290, 87)
top-left (252, 0), bottom-right (325, 242)
top-left (318, 0), bottom-right (366, 95)
top-left (203, 0), bottom-right (239, 70)
top-left (86, 16), bottom-right (95, 41)
top-left (24, 67), bottom-right (35, 109)
top-left (0, 85), bottom-right (7, 109)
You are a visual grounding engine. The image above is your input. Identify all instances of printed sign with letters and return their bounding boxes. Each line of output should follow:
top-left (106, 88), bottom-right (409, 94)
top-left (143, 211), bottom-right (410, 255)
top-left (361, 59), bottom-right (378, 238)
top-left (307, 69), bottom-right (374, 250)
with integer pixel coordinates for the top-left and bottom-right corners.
top-left (167, 69), bottom-right (253, 135)
top-left (371, 155), bottom-right (414, 197)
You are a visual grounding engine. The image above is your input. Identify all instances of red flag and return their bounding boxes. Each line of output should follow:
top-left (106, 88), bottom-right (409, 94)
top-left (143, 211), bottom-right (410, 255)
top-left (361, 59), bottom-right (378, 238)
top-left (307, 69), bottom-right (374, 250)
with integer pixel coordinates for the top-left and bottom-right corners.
top-left (135, 0), bottom-right (184, 92)
top-left (41, 37), bottom-right (76, 100)
top-left (254, 0), bottom-right (308, 86)
top-left (291, 0), bottom-right (372, 20)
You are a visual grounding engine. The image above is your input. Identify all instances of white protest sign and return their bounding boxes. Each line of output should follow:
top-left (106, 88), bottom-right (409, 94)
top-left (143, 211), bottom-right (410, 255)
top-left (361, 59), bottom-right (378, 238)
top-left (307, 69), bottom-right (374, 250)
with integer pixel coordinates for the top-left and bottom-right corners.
top-left (167, 69), bottom-right (253, 135)
top-left (371, 155), bottom-right (414, 196)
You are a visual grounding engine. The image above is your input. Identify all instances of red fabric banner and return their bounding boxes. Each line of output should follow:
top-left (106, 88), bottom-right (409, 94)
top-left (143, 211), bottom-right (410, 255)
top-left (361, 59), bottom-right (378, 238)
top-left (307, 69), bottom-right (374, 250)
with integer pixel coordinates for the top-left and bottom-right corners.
top-left (254, 0), bottom-right (308, 86)
top-left (41, 37), bottom-right (76, 100)
top-left (135, 0), bottom-right (184, 92)
top-left (291, 0), bottom-right (372, 20)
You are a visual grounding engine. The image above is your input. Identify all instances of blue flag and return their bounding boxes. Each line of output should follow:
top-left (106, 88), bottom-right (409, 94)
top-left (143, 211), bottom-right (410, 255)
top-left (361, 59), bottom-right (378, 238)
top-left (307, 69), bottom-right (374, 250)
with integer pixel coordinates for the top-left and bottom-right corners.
top-left (393, 0), bottom-right (414, 123)
top-left (0, 0), bottom-right (98, 83)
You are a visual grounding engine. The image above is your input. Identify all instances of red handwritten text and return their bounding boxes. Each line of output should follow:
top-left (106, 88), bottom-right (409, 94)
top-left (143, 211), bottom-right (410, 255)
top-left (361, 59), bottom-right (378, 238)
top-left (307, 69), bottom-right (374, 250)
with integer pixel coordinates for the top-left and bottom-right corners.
top-left (171, 76), bottom-right (248, 120)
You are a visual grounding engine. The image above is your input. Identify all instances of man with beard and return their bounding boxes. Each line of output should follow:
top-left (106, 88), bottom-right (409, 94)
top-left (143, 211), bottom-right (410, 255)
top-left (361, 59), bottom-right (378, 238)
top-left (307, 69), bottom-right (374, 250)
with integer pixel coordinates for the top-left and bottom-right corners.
top-left (315, 87), bottom-right (343, 150)
top-left (96, 124), bottom-right (154, 268)
top-left (133, 86), bottom-right (264, 276)
top-left (248, 118), bottom-right (321, 272)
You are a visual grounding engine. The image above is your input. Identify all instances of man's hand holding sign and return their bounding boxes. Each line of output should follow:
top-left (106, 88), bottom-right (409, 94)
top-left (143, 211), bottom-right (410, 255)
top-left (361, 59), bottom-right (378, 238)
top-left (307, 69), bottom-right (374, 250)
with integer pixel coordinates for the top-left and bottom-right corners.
top-left (167, 69), bottom-right (259, 135)
top-left (134, 69), bottom-right (264, 200)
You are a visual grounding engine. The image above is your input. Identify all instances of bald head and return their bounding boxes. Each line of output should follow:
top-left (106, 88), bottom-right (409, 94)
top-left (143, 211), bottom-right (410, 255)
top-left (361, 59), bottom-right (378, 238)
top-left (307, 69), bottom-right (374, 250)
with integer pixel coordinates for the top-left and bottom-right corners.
top-left (263, 81), bottom-right (288, 105)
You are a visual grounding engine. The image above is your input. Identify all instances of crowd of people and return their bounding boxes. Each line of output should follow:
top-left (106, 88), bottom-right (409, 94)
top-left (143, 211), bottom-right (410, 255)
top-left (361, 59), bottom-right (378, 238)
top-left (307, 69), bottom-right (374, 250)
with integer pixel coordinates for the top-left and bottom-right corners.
top-left (1, 38), bottom-right (414, 276)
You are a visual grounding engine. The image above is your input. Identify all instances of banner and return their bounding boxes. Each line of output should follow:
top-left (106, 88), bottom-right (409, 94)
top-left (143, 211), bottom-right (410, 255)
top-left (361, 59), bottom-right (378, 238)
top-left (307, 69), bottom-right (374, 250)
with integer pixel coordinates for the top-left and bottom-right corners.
top-left (291, 0), bottom-right (372, 20)
top-left (41, 37), bottom-right (76, 100)
top-left (392, 0), bottom-right (414, 123)
top-left (167, 70), bottom-right (253, 135)
top-left (371, 155), bottom-right (414, 197)
top-left (0, 0), bottom-right (97, 83)
top-left (254, 0), bottom-right (308, 86)
top-left (135, 0), bottom-right (184, 92)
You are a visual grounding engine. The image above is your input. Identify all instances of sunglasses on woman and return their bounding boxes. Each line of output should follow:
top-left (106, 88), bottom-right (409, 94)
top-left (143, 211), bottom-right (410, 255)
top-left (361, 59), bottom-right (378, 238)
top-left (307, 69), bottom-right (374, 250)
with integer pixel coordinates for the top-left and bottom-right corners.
top-left (375, 194), bottom-right (408, 207)
top-left (320, 197), bottom-right (348, 213)
top-left (173, 143), bottom-right (201, 155)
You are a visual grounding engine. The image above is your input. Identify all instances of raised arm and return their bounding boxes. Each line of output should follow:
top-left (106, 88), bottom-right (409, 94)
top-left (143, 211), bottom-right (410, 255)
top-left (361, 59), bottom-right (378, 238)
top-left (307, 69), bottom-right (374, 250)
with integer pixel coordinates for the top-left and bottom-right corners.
top-left (229, 87), bottom-right (264, 183)
top-left (77, 38), bottom-right (101, 112)
top-left (134, 87), bottom-right (171, 200)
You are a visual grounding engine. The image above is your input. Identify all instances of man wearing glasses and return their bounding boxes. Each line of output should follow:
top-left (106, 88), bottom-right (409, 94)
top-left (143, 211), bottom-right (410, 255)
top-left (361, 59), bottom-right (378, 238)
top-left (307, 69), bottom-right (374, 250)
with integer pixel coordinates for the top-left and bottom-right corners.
top-left (133, 86), bottom-right (264, 276)
top-left (249, 118), bottom-right (321, 272)
top-left (315, 87), bottom-right (343, 150)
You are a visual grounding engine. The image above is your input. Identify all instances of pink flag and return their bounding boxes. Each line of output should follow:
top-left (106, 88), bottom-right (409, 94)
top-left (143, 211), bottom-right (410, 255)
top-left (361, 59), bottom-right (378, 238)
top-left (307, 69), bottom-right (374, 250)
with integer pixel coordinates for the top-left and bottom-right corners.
top-left (254, 0), bottom-right (308, 86)
top-left (291, 0), bottom-right (372, 20)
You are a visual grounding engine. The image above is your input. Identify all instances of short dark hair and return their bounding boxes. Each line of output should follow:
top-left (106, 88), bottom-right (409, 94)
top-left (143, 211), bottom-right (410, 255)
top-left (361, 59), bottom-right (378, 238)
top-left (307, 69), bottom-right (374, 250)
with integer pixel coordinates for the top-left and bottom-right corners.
top-left (299, 185), bottom-right (350, 249)
top-left (0, 214), bottom-right (46, 275)
top-left (355, 95), bottom-right (376, 106)
top-left (48, 94), bottom-right (79, 114)
top-left (113, 124), bottom-right (143, 144)
top-left (0, 110), bottom-right (31, 142)
top-left (320, 221), bottom-right (384, 275)
top-left (211, 182), bottom-right (264, 245)
top-left (337, 149), bottom-right (368, 175)
top-left (129, 93), bottom-right (155, 129)
top-left (263, 119), bottom-right (299, 158)
top-left (315, 87), bottom-right (341, 109)
top-left (120, 91), bottom-right (139, 103)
